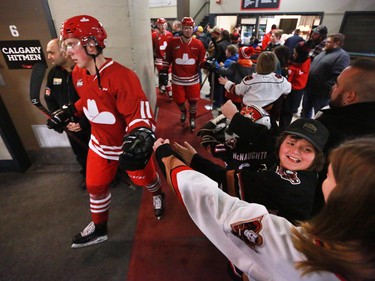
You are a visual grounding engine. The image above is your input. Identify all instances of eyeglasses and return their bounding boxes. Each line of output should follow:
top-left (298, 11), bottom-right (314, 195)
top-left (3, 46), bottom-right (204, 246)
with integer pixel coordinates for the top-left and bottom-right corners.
top-left (182, 26), bottom-right (193, 31)
top-left (60, 40), bottom-right (81, 52)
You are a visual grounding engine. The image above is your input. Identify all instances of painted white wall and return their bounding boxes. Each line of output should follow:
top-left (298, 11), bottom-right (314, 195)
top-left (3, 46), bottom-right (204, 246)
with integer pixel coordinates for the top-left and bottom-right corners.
top-left (149, 7), bottom-right (177, 19)
top-left (48, 0), bottom-right (156, 110)
top-left (210, 0), bottom-right (375, 33)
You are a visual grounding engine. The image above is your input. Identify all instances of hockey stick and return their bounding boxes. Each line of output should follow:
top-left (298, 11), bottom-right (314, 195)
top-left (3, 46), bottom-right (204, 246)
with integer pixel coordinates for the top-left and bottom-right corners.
top-left (30, 63), bottom-right (51, 117)
top-left (29, 63), bottom-right (88, 149)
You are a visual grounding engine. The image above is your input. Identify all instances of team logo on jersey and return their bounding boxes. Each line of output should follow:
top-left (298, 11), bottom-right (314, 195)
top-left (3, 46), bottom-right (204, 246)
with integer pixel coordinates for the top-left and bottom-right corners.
top-left (175, 53), bottom-right (195, 65)
top-left (276, 165), bottom-right (300, 184)
top-left (83, 99), bottom-right (116, 124)
top-left (159, 41), bottom-right (167, 51)
top-left (76, 79), bottom-right (83, 87)
top-left (231, 216), bottom-right (264, 253)
top-left (45, 88), bottom-right (51, 96)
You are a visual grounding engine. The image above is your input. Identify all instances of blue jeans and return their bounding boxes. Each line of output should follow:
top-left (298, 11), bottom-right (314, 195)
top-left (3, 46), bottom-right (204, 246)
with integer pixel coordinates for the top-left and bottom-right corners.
top-left (301, 88), bottom-right (329, 119)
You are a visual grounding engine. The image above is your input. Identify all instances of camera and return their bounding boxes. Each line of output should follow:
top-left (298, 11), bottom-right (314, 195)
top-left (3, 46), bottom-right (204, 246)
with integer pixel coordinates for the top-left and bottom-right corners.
top-left (204, 58), bottom-right (218, 73)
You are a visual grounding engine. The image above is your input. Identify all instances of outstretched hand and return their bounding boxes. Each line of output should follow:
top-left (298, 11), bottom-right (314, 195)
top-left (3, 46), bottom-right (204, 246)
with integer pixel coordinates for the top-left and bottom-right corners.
top-left (218, 76), bottom-right (228, 86)
top-left (173, 141), bottom-right (197, 166)
top-left (153, 138), bottom-right (170, 151)
top-left (221, 100), bottom-right (238, 120)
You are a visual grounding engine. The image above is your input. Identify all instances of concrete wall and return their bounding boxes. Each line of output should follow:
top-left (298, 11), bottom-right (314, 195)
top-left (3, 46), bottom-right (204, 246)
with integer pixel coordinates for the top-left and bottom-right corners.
top-left (48, 0), bottom-right (156, 111)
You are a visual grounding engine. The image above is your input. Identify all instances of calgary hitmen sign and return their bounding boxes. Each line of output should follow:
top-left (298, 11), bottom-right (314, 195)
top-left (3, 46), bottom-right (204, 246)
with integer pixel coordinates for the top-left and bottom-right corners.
top-left (0, 40), bottom-right (47, 69)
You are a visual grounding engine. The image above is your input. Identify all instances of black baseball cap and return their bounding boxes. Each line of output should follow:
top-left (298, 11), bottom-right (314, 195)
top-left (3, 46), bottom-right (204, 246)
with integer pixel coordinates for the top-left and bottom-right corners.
top-left (284, 119), bottom-right (329, 152)
top-left (313, 25), bottom-right (328, 36)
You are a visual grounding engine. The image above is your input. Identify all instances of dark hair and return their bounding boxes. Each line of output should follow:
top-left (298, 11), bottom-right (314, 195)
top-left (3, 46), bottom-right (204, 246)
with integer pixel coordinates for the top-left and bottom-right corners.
top-left (222, 30), bottom-right (231, 42)
top-left (349, 59), bottom-right (375, 102)
top-left (274, 133), bottom-right (325, 172)
top-left (274, 45), bottom-right (290, 68)
top-left (329, 33), bottom-right (345, 47)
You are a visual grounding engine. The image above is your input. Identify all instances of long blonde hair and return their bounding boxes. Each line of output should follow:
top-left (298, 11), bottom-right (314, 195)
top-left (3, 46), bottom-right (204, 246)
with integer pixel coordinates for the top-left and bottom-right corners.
top-left (292, 137), bottom-right (375, 280)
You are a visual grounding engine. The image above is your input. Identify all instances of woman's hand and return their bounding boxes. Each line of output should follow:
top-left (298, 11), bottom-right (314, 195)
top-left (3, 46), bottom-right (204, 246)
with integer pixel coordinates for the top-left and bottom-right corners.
top-left (173, 141), bottom-right (197, 166)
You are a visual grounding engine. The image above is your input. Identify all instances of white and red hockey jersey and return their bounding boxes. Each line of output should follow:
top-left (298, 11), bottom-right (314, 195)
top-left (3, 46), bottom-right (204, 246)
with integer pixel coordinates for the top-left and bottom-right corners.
top-left (164, 37), bottom-right (206, 86)
top-left (169, 165), bottom-right (340, 281)
top-left (152, 30), bottom-right (173, 68)
top-left (225, 73), bottom-right (291, 107)
top-left (72, 59), bottom-right (156, 161)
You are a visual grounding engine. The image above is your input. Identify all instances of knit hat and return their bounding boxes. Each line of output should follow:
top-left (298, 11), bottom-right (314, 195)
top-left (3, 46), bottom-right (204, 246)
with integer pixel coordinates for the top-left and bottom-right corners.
top-left (209, 26), bottom-right (221, 35)
top-left (197, 26), bottom-right (204, 33)
top-left (238, 46), bottom-right (254, 60)
top-left (284, 119), bottom-right (329, 152)
top-left (312, 25), bottom-right (328, 37)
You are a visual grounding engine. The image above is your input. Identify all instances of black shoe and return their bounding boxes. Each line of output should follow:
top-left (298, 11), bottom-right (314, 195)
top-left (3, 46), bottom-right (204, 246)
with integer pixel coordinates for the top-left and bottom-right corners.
top-left (71, 222), bottom-right (108, 248)
top-left (190, 118), bottom-right (196, 131)
top-left (180, 111), bottom-right (186, 123)
top-left (205, 94), bottom-right (211, 98)
top-left (153, 192), bottom-right (165, 220)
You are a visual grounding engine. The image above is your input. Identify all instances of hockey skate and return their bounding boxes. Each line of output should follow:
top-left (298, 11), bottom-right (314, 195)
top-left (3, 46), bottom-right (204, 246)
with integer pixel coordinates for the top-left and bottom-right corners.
top-left (153, 192), bottom-right (165, 220)
top-left (189, 117), bottom-right (196, 132)
top-left (180, 111), bottom-right (186, 123)
top-left (159, 85), bottom-right (167, 94)
top-left (71, 221), bottom-right (108, 248)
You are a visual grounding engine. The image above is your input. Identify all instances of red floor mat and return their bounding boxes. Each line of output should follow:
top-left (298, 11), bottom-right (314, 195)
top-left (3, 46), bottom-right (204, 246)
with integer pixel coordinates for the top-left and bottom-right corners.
top-left (126, 91), bottom-right (231, 281)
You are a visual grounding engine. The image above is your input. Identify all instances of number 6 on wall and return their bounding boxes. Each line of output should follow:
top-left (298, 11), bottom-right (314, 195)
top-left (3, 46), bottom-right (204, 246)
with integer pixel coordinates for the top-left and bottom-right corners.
top-left (9, 25), bottom-right (19, 37)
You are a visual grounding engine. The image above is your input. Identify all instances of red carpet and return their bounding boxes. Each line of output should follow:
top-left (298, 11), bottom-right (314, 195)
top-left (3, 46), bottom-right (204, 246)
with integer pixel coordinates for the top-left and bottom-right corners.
top-left (126, 91), bottom-right (231, 281)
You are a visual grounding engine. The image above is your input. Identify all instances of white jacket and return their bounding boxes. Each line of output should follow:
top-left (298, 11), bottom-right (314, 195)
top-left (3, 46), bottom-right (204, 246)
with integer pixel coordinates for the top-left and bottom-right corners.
top-left (225, 73), bottom-right (291, 107)
top-left (171, 167), bottom-right (339, 281)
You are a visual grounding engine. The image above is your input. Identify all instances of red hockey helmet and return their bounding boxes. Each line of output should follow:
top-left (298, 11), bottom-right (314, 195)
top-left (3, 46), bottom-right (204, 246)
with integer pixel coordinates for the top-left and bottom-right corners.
top-left (240, 105), bottom-right (271, 129)
top-left (60, 15), bottom-right (107, 48)
top-left (181, 17), bottom-right (195, 27)
top-left (156, 18), bottom-right (167, 25)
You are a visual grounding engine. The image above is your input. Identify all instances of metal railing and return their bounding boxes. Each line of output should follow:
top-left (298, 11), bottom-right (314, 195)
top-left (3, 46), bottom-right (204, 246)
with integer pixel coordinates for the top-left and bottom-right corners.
top-left (193, 1), bottom-right (210, 26)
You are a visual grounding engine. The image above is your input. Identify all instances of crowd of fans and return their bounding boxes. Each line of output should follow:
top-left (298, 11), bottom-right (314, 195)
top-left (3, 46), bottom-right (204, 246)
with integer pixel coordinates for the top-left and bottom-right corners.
top-left (151, 17), bottom-right (375, 281)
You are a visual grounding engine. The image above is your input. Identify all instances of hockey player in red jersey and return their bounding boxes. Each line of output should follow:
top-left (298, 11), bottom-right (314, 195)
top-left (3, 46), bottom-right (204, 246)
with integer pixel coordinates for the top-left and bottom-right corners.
top-left (163, 17), bottom-right (207, 131)
top-left (47, 15), bottom-right (165, 248)
top-left (152, 18), bottom-right (173, 99)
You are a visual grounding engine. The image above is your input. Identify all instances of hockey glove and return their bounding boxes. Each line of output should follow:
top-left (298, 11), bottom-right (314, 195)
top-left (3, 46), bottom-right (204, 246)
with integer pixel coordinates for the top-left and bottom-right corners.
top-left (119, 127), bottom-right (156, 171)
top-left (158, 70), bottom-right (169, 87)
top-left (197, 114), bottom-right (227, 148)
top-left (46, 104), bottom-right (76, 133)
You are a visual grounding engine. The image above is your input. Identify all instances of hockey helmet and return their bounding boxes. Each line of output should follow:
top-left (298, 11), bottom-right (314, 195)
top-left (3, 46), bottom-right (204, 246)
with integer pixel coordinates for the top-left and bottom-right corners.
top-left (240, 105), bottom-right (271, 129)
top-left (181, 17), bottom-right (195, 27)
top-left (156, 18), bottom-right (167, 25)
top-left (60, 15), bottom-right (107, 49)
